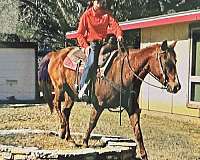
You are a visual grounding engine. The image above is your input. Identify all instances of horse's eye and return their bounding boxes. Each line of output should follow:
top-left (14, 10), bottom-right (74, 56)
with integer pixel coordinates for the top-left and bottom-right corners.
top-left (163, 53), bottom-right (168, 59)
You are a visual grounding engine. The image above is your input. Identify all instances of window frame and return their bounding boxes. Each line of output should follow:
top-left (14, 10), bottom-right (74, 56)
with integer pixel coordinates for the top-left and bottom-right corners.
top-left (188, 27), bottom-right (200, 108)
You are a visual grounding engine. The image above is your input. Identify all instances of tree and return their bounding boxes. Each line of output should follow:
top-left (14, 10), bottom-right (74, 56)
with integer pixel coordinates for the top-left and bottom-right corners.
top-left (1, 0), bottom-right (199, 49)
top-left (17, 0), bottom-right (83, 48)
top-left (0, 0), bottom-right (19, 40)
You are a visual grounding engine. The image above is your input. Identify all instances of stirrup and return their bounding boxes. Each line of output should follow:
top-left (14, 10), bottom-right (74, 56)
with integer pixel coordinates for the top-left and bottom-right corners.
top-left (74, 84), bottom-right (79, 92)
top-left (80, 93), bottom-right (90, 102)
top-left (78, 84), bottom-right (88, 99)
top-left (100, 68), bottom-right (105, 78)
top-left (100, 72), bottom-right (105, 78)
top-left (78, 80), bottom-right (90, 99)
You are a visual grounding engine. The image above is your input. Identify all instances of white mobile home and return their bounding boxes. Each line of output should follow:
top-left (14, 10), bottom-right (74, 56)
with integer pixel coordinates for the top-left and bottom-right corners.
top-left (0, 42), bottom-right (38, 103)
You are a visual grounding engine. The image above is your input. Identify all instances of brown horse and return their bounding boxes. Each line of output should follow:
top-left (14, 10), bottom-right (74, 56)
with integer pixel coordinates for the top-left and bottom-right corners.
top-left (39, 40), bottom-right (181, 160)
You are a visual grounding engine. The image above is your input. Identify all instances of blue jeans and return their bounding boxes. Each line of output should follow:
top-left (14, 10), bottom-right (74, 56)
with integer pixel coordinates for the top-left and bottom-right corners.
top-left (79, 42), bottom-right (101, 89)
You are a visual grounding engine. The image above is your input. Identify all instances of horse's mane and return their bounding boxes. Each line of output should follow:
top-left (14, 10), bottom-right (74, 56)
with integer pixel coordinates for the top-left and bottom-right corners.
top-left (113, 44), bottom-right (161, 64)
top-left (129, 44), bottom-right (160, 55)
top-left (114, 44), bottom-right (160, 58)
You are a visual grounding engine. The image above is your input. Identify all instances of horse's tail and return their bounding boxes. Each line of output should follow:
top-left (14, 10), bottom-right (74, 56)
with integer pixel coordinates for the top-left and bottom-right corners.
top-left (38, 52), bottom-right (54, 113)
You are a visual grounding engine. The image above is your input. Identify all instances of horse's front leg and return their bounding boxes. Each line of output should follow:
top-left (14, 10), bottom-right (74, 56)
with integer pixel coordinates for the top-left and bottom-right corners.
top-left (83, 106), bottom-right (103, 147)
top-left (128, 106), bottom-right (148, 160)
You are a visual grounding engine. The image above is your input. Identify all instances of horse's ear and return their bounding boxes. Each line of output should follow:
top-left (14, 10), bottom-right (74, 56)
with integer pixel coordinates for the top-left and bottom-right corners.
top-left (170, 41), bottom-right (177, 48)
top-left (161, 40), bottom-right (168, 51)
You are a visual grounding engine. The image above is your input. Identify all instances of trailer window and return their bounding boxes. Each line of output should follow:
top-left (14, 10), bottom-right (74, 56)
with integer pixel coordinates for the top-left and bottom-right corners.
top-left (190, 29), bottom-right (200, 102)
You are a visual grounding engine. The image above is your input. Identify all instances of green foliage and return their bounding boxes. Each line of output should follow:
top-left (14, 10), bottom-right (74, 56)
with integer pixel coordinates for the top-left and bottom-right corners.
top-left (16, 22), bottom-right (38, 41)
top-left (17, 0), bottom-right (80, 48)
top-left (15, 0), bottom-right (90, 49)
top-left (0, 0), bottom-right (199, 49)
top-left (0, 0), bottom-right (19, 34)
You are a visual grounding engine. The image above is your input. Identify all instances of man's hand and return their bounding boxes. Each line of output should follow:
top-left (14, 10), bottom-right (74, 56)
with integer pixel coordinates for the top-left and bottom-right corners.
top-left (117, 36), bottom-right (123, 42)
top-left (85, 46), bottom-right (90, 57)
top-left (81, 46), bottom-right (90, 57)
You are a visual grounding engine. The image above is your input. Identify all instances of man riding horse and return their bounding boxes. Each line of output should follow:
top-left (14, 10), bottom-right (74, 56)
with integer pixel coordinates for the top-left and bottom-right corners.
top-left (77, 0), bottom-right (123, 100)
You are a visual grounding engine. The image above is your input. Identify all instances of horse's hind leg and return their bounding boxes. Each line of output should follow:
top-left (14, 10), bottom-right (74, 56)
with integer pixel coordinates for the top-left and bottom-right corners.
top-left (53, 86), bottom-right (67, 139)
top-left (62, 92), bottom-right (75, 143)
top-left (83, 106), bottom-right (103, 147)
top-left (128, 103), bottom-right (148, 160)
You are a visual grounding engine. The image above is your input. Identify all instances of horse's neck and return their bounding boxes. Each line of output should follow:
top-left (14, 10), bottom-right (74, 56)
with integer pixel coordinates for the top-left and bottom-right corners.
top-left (125, 47), bottom-right (157, 81)
top-left (107, 46), bottom-right (157, 85)
top-left (127, 49), bottom-right (153, 73)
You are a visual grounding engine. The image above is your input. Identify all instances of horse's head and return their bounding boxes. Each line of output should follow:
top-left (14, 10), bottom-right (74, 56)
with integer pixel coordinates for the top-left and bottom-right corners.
top-left (150, 40), bottom-right (181, 93)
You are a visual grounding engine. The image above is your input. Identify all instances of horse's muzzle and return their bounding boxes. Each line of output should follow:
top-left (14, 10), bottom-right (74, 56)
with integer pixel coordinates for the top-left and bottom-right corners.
top-left (166, 82), bottom-right (181, 94)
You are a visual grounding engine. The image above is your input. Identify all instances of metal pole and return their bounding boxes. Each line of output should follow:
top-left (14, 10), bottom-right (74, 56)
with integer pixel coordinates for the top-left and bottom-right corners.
top-left (118, 41), bottom-right (122, 126)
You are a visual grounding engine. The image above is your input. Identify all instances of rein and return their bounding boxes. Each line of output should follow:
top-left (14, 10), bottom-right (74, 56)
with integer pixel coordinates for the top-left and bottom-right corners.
top-left (126, 55), bottom-right (167, 90)
top-left (102, 76), bottom-right (136, 94)
top-left (121, 43), bottom-right (167, 90)
top-left (103, 42), bottom-right (167, 91)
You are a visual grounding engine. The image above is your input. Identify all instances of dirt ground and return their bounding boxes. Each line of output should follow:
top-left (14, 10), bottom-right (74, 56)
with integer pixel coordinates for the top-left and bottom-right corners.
top-left (0, 103), bottom-right (199, 160)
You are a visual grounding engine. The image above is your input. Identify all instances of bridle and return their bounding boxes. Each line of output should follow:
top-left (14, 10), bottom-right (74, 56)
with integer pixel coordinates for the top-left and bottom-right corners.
top-left (102, 44), bottom-right (169, 97)
top-left (155, 49), bottom-right (169, 87)
top-left (121, 42), bottom-right (168, 90)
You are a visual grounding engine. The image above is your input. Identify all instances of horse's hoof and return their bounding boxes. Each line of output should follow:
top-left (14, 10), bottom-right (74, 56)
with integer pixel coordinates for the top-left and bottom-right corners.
top-left (67, 140), bottom-right (77, 147)
top-left (141, 154), bottom-right (148, 160)
top-left (59, 131), bottom-right (66, 139)
top-left (82, 139), bottom-right (89, 148)
top-left (82, 143), bottom-right (89, 148)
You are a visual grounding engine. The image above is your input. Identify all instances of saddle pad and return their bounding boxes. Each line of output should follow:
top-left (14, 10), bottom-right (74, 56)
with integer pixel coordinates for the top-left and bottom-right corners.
top-left (63, 47), bottom-right (85, 73)
top-left (63, 56), bottom-right (77, 70)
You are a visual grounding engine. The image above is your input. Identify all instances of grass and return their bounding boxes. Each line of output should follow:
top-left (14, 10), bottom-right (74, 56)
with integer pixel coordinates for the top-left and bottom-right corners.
top-left (0, 103), bottom-right (200, 160)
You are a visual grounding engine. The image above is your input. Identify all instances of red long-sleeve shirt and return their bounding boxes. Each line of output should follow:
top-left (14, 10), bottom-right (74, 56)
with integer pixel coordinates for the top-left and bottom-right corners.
top-left (77, 7), bottom-right (123, 48)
